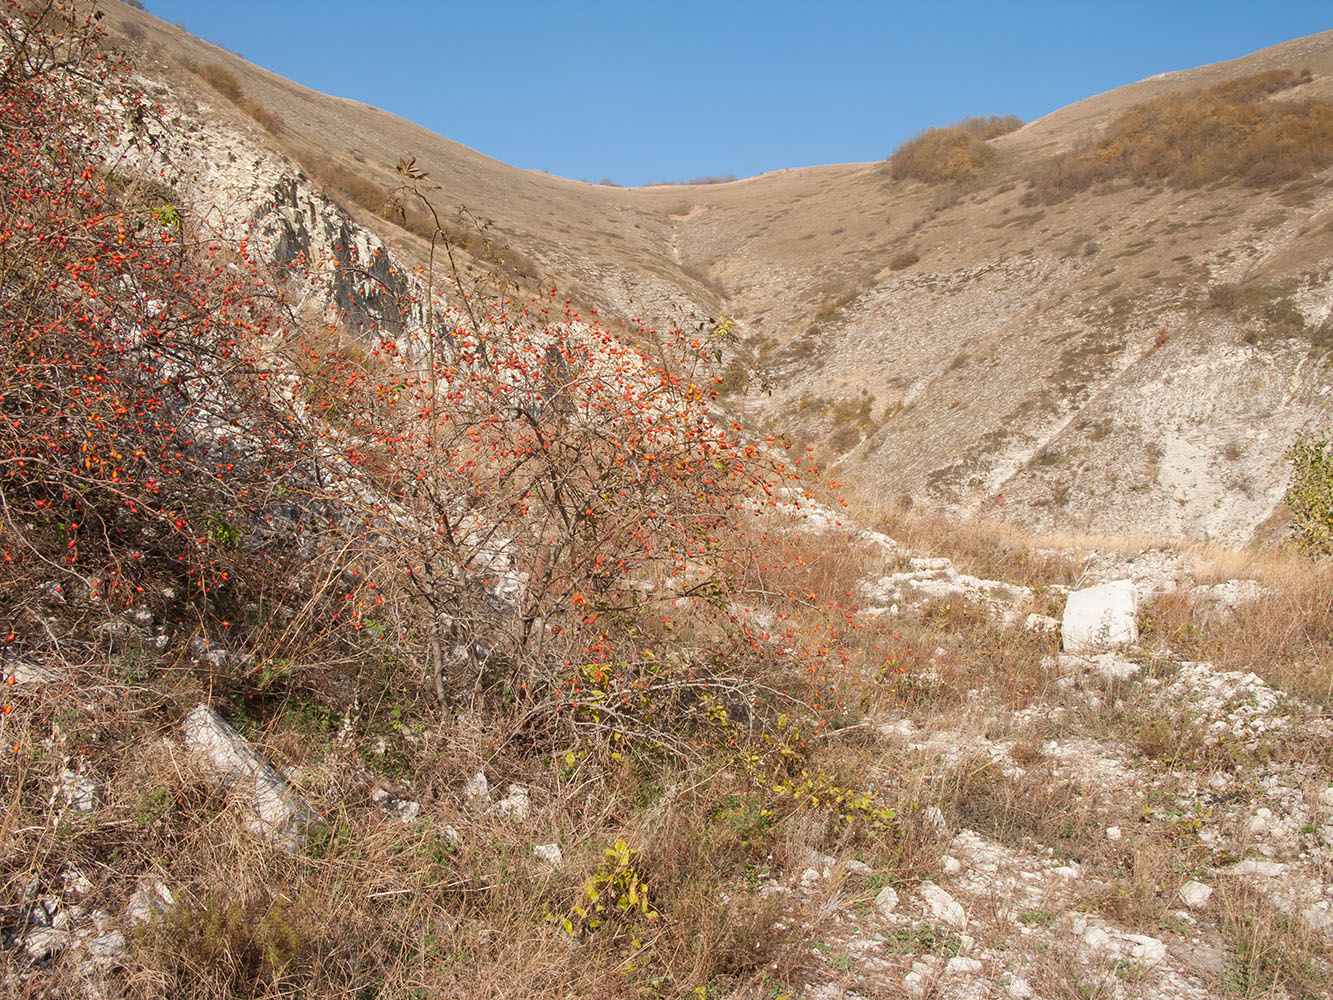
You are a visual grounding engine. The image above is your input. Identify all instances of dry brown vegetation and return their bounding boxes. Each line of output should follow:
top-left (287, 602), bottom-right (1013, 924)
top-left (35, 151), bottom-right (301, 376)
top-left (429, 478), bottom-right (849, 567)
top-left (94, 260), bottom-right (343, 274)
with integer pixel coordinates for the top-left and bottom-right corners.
top-left (887, 115), bottom-right (1023, 186)
top-left (1023, 69), bottom-right (1333, 204)
top-left (7, 9), bottom-right (1333, 1000)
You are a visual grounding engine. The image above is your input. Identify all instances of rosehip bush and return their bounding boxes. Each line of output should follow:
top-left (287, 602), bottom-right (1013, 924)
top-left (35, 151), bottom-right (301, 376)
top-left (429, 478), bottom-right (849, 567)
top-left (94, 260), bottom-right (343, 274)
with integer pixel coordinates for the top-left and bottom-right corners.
top-left (1, 2), bottom-right (864, 770)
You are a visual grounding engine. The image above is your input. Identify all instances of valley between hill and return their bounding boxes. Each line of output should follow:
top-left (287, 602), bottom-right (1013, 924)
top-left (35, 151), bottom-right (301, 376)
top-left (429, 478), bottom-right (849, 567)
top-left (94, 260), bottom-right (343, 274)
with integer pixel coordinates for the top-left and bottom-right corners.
top-left (2, 4), bottom-right (1332, 1000)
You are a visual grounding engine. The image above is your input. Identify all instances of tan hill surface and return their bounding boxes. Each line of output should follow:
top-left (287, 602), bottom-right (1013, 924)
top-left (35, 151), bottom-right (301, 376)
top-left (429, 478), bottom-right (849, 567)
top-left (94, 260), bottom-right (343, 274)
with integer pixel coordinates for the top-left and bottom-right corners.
top-left (5, 8), bottom-right (1333, 1000)
top-left (108, 4), bottom-right (1333, 546)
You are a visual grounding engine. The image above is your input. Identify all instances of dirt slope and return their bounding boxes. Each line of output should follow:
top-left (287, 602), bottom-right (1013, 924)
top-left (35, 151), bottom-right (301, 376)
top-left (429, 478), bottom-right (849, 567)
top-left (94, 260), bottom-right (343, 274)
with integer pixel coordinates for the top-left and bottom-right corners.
top-left (108, 2), bottom-right (1333, 544)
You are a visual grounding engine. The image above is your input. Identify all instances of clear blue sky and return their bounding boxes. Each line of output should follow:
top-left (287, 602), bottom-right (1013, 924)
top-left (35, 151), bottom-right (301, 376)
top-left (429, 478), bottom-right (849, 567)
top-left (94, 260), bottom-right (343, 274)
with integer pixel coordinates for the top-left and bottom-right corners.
top-left (143, 1), bottom-right (1330, 187)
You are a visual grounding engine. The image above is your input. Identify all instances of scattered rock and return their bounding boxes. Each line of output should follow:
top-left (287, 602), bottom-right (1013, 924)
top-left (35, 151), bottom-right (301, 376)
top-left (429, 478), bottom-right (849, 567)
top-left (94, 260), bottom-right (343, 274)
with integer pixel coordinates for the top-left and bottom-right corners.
top-left (532, 843), bottom-right (563, 866)
top-left (1124, 933), bottom-right (1166, 963)
top-left (874, 885), bottom-right (899, 916)
top-left (126, 881), bottom-right (175, 926)
top-left (181, 703), bottom-right (322, 853)
top-left (862, 557), bottom-right (1033, 625)
top-left (1024, 613), bottom-right (1059, 633)
top-left (1083, 925), bottom-right (1114, 953)
top-left (494, 784), bottom-right (530, 820)
top-left (1193, 579), bottom-right (1266, 620)
top-left (22, 926), bottom-right (70, 959)
top-left (945, 955), bottom-right (983, 975)
top-left (1179, 880), bottom-right (1213, 909)
top-left (2, 659), bottom-right (62, 685)
top-left (1062, 579), bottom-right (1138, 652)
top-left (1248, 807), bottom-right (1274, 837)
top-left (188, 636), bottom-right (247, 667)
top-left (371, 788), bottom-right (421, 824)
top-left (463, 771), bottom-right (490, 808)
top-left (1106, 826), bottom-right (1122, 841)
top-left (920, 881), bottom-right (967, 929)
top-left (59, 769), bottom-right (103, 812)
top-left (85, 928), bottom-right (127, 963)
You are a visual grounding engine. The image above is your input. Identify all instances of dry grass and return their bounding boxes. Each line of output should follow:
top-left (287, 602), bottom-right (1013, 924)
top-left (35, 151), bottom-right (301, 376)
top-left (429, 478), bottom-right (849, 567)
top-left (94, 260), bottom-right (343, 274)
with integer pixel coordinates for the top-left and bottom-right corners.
top-left (1214, 884), bottom-right (1332, 998)
top-left (1140, 558), bottom-right (1333, 707)
top-left (1023, 69), bottom-right (1332, 204)
top-left (887, 116), bottom-right (1023, 187)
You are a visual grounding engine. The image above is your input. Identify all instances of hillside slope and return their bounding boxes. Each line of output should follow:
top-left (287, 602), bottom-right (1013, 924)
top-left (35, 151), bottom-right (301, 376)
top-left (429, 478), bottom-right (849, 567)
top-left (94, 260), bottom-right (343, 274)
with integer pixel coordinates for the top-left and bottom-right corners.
top-left (105, 4), bottom-right (1333, 545)
top-left (3, 8), bottom-right (1333, 1000)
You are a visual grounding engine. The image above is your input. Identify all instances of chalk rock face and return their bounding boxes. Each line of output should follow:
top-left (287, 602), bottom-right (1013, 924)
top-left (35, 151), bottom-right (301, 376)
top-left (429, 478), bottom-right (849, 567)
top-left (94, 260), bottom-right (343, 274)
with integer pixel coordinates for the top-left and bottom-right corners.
top-left (182, 704), bottom-right (321, 853)
top-left (1061, 579), bottom-right (1138, 652)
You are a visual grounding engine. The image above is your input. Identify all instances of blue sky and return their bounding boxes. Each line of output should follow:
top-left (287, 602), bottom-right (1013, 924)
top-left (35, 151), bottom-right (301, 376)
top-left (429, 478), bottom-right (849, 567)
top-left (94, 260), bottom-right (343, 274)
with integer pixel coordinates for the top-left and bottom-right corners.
top-left (144, 1), bottom-right (1331, 187)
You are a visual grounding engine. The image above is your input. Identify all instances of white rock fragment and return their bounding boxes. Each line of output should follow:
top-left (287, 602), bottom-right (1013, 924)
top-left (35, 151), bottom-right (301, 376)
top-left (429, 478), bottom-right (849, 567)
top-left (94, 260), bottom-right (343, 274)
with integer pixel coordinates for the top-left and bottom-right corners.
top-left (23, 926), bottom-right (70, 959)
top-left (371, 788), bottom-right (421, 824)
top-left (2, 659), bottom-right (62, 684)
top-left (1083, 925), bottom-right (1114, 952)
top-left (188, 636), bottom-right (232, 666)
top-left (86, 929), bottom-right (128, 962)
top-left (1301, 900), bottom-right (1332, 933)
top-left (903, 959), bottom-right (938, 997)
top-left (874, 885), bottom-right (899, 916)
top-left (494, 784), bottom-right (530, 821)
top-left (532, 843), bottom-right (563, 867)
top-left (920, 881), bottom-right (967, 929)
top-left (1179, 880), bottom-right (1213, 909)
top-left (1124, 933), bottom-right (1166, 963)
top-left (181, 704), bottom-right (321, 853)
top-left (862, 557), bottom-right (1033, 626)
top-left (60, 769), bottom-right (103, 811)
top-left (1193, 579), bottom-right (1266, 618)
top-left (1062, 579), bottom-right (1138, 652)
top-left (945, 956), bottom-right (983, 975)
top-left (1024, 613), bottom-right (1059, 633)
top-left (942, 855), bottom-right (962, 875)
top-left (463, 771), bottom-right (490, 808)
top-left (1007, 976), bottom-right (1033, 998)
top-left (923, 806), bottom-right (948, 833)
top-left (1091, 652), bottom-right (1140, 680)
top-left (1247, 807), bottom-right (1273, 836)
top-left (126, 881), bottom-right (175, 926)
top-left (1105, 826), bottom-right (1122, 842)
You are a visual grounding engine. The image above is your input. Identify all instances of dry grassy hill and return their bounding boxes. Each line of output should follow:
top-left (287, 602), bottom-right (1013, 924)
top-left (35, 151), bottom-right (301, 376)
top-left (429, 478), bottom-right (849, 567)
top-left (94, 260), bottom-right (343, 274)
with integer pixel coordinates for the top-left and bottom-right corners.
top-left (5, 7), bottom-right (1333, 1000)
top-left (108, 4), bottom-right (1333, 546)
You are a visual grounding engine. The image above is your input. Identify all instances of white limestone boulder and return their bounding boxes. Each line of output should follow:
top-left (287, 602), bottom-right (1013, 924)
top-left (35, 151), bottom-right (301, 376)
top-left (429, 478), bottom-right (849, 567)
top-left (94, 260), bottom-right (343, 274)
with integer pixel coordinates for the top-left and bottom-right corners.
top-left (1061, 579), bottom-right (1138, 652)
top-left (182, 704), bottom-right (321, 853)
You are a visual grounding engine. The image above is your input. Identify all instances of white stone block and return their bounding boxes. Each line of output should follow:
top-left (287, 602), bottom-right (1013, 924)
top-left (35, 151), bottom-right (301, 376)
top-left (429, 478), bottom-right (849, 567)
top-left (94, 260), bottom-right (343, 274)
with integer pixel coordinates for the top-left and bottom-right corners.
top-left (1062, 580), bottom-right (1138, 652)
